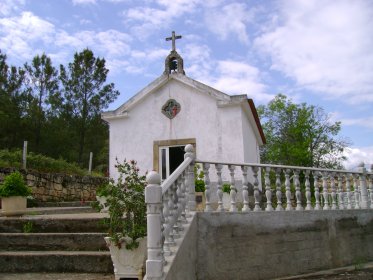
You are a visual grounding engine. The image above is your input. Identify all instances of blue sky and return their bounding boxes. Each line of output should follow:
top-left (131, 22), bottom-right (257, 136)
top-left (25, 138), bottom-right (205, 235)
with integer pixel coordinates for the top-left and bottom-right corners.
top-left (0, 0), bottom-right (372, 169)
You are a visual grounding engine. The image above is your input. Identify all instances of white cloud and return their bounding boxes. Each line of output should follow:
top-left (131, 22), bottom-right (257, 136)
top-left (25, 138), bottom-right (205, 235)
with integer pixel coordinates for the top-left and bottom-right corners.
top-left (212, 60), bottom-right (273, 102)
top-left (344, 146), bottom-right (373, 170)
top-left (0, 11), bottom-right (132, 74)
top-left (0, 0), bottom-right (25, 16)
top-left (72, 0), bottom-right (96, 5)
top-left (254, 0), bottom-right (373, 104)
top-left (341, 116), bottom-right (373, 129)
top-left (183, 43), bottom-right (272, 102)
top-left (122, 0), bottom-right (199, 38)
top-left (204, 2), bottom-right (255, 45)
top-left (0, 11), bottom-right (55, 60)
top-left (130, 48), bottom-right (169, 61)
top-left (56, 30), bottom-right (132, 57)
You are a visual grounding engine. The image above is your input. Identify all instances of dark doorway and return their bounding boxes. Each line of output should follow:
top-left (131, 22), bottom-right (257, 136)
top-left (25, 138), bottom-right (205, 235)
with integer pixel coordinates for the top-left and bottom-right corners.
top-left (169, 146), bottom-right (185, 175)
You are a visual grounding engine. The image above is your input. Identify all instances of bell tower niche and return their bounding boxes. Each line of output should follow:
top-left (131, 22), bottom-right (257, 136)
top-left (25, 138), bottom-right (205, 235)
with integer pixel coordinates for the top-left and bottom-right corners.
top-left (164, 31), bottom-right (185, 75)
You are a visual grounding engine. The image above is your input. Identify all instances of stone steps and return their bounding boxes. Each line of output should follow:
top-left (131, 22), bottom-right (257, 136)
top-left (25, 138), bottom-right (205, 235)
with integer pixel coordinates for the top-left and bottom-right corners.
top-left (0, 210), bottom-right (113, 274)
top-left (0, 233), bottom-right (107, 251)
top-left (0, 251), bottom-right (112, 273)
top-left (0, 214), bottom-right (108, 233)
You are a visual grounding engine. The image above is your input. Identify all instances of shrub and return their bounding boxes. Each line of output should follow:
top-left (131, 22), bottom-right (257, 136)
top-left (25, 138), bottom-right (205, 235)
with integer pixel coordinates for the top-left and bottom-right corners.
top-left (103, 159), bottom-right (147, 250)
top-left (194, 164), bottom-right (205, 192)
top-left (0, 171), bottom-right (32, 197)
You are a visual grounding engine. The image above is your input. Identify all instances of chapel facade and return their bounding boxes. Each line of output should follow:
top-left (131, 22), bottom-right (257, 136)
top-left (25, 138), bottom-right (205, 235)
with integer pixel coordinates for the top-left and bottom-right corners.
top-left (102, 32), bottom-right (265, 182)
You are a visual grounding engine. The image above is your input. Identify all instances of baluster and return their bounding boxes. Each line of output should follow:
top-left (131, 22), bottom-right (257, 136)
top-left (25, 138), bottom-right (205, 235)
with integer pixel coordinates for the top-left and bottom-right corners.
top-left (294, 170), bottom-right (303, 211)
top-left (163, 190), bottom-right (172, 255)
top-left (337, 174), bottom-right (344, 210)
top-left (167, 188), bottom-right (176, 246)
top-left (252, 166), bottom-right (261, 211)
top-left (369, 172), bottom-right (373, 209)
top-left (264, 167), bottom-right (273, 211)
top-left (358, 163), bottom-right (369, 209)
top-left (345, 174), bottom-right (352, 209)
top-left (185, 145), bottom-right (195, 212)
top-left (216, 164), bottom-right (224, 212)
top-left (228, 165), bottom-right (237, 212)
top-left (305, 170), bottom-right (312, 210)
top-left (203, 163), bottom-right (212, 212)
top-left (275, 168), bottom-right (283, 211)
top-left (330, 173), bottom-right (337, 210)
top-left (160, 205), bottom-right (166, 266)
top-left (176, 177), bottom-right (184, 233)
top-left (180, 171), bottom-right (188, 223)
top-left (285, 169), bottom-right (293, 211)
top-left (322, 172), bottom-right (330, 210)
top-left (171, 182), bottom-right (180, 239)
top-left (314, 172), bottom-right (321, 210)
top-left (354, 175), bottom-right (360, 209)
top-left (241, 166), bottom-right (250, 212)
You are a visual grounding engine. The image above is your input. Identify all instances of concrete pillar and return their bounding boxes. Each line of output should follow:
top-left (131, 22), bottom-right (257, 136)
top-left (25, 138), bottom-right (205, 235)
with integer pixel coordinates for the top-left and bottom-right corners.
top-left (184, 144), bottom-right (196, 212)
top-left (145, 171), bottom-right (163, 279)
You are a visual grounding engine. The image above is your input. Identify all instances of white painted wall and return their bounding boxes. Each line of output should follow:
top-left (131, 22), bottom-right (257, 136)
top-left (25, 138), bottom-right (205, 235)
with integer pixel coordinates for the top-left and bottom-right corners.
top-left (107, 78), bottom-right (261, 182)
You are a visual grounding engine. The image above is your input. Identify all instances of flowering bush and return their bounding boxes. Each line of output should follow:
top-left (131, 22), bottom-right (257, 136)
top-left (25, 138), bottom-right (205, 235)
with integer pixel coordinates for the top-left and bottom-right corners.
top-left (104, 159), bottom-right (147, 250)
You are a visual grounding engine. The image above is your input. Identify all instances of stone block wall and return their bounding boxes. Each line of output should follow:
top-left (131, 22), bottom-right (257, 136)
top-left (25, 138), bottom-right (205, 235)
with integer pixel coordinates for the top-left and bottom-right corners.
top-left (0, 167), bottom-right (108, 202)
top-left (196, 210), bottom-right (373, 280)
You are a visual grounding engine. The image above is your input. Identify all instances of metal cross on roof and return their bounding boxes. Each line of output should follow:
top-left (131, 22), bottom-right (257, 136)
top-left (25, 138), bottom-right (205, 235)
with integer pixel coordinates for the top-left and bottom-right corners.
top-left (165, 31), bottom-right (182, 52)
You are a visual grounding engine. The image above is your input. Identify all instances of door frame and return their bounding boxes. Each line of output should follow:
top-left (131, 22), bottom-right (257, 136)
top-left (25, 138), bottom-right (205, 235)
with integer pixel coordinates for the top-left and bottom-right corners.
top-left (153, 138), bottom-right (196, 174)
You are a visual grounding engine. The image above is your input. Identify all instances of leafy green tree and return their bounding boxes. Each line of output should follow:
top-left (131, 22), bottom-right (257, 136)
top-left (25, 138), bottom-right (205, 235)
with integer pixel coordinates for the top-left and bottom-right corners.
top-left (58, 49), bottom-right (119, 164)
top-left (0, 50), bottom-right (29, 149)
top-left (258, 94), bottom-right (349, 169)
top-left (24, 53), bottom-right (59, 152)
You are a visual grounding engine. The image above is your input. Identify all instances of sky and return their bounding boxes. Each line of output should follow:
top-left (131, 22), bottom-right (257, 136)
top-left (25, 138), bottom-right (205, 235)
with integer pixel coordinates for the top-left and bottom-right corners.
top-left (0, 0), bottom-right (372, 170)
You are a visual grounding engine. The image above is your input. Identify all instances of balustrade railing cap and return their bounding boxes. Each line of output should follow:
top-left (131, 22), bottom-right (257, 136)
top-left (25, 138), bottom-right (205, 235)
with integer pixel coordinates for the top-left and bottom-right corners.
top-left (146, 171), bottom-right (161, 185)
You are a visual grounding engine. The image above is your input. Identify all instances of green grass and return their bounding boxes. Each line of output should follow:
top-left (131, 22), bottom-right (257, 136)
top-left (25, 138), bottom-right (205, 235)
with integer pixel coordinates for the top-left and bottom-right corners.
top-left (0, 149), bottom-right (101, 176)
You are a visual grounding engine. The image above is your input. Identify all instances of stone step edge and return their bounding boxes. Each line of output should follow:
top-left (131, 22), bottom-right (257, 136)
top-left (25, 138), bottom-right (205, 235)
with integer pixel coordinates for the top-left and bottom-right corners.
top-left (0, 251), bottom-right (111, 256)
top-left (0, 232), bottom-right (106, 236)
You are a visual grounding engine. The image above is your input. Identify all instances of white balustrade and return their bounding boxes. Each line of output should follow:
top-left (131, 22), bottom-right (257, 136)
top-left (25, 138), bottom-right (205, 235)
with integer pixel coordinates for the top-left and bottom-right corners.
top-left (203, 163), bottom-right (212, 212)
top-left (338, 174), bottom-right (345, 210)
top-left (191, 159), bottom-right (372, 213)
top-left (354, 175), bottom-right (360, 209)
top-left (314, 172), bottom-right (321, 210)
top-left (285, 169), bottom-right (292, 211)
top-left (216, 164), bottom-right (224, 212)
top-left (264, 167), bottom-right (273, 211)
top-left (145, 143), bottom-right (372, 279)
top-left (241, 166), bottom-right (250, 212)
top-left (369, 171), bottom-right (373, 209)
top-left (275, 168), bottom-right (283, 211)
top-left (252, 166), bottom-right (261, 211)
top-left (304, 170), bottom-right (312, 210)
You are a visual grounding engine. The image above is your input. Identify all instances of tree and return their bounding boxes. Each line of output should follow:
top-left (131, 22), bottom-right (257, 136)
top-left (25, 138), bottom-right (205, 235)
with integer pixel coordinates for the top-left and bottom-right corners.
top-left (258, 94), bottom-right (349, 169)
top-left (24, 53), bottom-right (59, 152)
top-left (58, 49), bottom-right (119, 164)
top-left (0, 50), bottom-right (29, 149)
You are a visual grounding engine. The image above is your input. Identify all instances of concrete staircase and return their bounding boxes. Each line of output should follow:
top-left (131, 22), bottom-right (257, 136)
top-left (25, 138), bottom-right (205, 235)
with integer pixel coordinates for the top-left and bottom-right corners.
top-left (0, 207), bottom-right (113, 274)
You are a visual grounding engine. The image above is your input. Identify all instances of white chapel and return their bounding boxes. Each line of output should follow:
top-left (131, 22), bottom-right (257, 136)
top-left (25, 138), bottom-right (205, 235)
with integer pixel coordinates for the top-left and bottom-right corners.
top-left (102, 32), bottom-right (266, 181)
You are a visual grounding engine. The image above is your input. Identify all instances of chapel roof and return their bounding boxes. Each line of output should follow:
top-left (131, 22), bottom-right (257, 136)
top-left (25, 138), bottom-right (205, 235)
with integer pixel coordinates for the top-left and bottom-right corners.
top-left (102, 31), bottom-right (266, 145)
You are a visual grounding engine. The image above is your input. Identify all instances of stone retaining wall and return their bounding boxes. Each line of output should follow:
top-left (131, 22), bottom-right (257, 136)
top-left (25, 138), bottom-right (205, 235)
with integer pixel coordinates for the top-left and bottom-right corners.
top-left (0, 167), bottom-right (108, 202)
top-left (196, 210), bottom-right (373, 280)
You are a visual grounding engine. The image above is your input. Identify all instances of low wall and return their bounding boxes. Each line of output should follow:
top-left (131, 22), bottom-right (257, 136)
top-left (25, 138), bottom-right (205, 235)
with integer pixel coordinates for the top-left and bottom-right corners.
top-left (197, 210), bottom-right (373, 280)
top-left (0, 168), bottom-right (108, 202)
